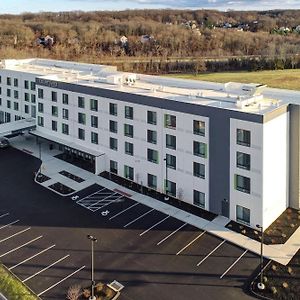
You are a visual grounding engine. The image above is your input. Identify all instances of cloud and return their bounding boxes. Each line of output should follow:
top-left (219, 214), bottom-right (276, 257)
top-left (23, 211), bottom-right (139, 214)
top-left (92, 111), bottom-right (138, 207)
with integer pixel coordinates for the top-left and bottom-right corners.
top-left (67, 0), bottom-right (300, 10)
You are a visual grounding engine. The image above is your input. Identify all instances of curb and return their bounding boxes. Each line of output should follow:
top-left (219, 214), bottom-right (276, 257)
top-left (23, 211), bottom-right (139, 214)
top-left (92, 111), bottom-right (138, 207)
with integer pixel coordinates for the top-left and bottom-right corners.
top-left (249, 260), bottom-right (274, 300)
top-left (2, 264), bottom-right (42, 300)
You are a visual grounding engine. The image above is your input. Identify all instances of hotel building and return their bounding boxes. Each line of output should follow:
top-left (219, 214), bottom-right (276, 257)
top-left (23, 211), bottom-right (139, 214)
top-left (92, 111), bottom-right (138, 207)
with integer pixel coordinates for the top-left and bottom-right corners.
top-left (0, 58), bottom-right (299, 229)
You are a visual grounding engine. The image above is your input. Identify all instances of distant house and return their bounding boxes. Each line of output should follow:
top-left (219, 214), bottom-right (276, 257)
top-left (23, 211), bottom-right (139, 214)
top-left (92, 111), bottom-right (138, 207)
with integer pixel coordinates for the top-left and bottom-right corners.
top-left (120, 36), bottom-right (128, 46)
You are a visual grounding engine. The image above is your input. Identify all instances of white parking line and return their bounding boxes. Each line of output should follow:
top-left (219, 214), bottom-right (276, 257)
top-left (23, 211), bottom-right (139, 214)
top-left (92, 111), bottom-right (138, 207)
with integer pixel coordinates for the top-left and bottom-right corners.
top-left (157, 223), bottom-right (187, 246)
top-left (220, 249), bottom-right (248, 279)
top-left (0, 213), bottom-right (9, 219)
top-left (76, 187), bottom-right (107, 203)
top-left (0, 227), bottom-right (31, 243)
top-left (23, 254), bottom-right (70, 283)
top-left (0, 219), bottom-right (20, 230)
top-left (9, 244), bottom-right (56, 270)
top-left (37, 265), bottom-right (85, 297)
top-left (196, 240), bottom-right (226, 267)
top-left (88, 194), bottom-right (123, 209)
top-left (0, 236), bottom-right (43, 258)
top-left (139, 215), bottom-right (170, 236)
top-left (124, 208), bottom-right (155, 228)
top-left (176, 231), bottom-right (207, 255)
top-left (109, 202), bottom-right (139, 220)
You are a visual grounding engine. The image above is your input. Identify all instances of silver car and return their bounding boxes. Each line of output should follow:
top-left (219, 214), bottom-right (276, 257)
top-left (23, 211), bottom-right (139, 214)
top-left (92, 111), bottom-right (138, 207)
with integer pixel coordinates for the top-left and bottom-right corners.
top-left (0, 137), bottom-right (10, 148)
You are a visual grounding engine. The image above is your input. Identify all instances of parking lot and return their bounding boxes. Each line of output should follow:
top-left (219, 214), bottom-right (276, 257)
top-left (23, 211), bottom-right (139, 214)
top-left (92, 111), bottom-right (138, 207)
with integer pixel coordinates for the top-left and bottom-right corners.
top-left (0, 148), bottom-right (262, 300)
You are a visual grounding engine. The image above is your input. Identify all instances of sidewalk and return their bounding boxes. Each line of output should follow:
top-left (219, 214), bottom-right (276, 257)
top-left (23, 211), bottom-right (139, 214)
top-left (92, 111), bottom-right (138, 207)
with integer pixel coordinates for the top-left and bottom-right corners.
top-left (10, 134), bottom-right (300, 266)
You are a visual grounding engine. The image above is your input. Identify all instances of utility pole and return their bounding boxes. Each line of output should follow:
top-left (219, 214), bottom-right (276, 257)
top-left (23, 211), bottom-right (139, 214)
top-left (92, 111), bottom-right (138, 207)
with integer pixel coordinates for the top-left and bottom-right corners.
top-left (87, 235), bottom-right (97, 300)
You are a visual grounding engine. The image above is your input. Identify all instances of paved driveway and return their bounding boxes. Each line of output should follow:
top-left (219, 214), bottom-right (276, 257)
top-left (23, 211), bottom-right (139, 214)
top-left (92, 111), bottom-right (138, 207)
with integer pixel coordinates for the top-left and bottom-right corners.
top-left (0, 148), bottom-right (260, 300)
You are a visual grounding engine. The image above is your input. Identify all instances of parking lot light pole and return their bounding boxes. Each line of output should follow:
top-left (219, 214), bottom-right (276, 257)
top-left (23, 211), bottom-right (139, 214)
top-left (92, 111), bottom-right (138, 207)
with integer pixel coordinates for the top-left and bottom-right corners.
top-left (163, 157), bottom-right (169, 201)
top-left (38, 141), bottom-right (42, 175)
top-left (256, 224), bottom-right (265, 290)
top-left (87, 235), bottom-right (97, 300)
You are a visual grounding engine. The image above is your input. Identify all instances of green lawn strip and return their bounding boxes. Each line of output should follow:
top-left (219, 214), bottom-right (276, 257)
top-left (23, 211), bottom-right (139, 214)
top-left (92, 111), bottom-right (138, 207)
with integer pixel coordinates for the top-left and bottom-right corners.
top-left (0, 264), bottom-right (39, 300)
top-left (167, 69), bottom-right (300, 91)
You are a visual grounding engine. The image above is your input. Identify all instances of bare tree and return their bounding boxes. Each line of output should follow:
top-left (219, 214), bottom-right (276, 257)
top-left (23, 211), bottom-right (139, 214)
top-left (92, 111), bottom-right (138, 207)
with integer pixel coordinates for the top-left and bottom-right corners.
top-left (66, 285), bottom-right (82, 300)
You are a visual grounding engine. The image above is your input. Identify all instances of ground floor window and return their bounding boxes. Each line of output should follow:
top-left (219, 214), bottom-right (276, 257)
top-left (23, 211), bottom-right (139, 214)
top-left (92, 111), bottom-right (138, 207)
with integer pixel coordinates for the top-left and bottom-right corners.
top-left (193, 190), bottom-right (205, 208)
top-left (236, 205), bottom-right (250, 224)
top-left (110, 160), bottom-right (118, 174)
top-left (124, 165), bottom-right (134, 181)
top-left (165, 180), bottom-right (176, 197)
top-left (147, 173), bottom-right (157, 189)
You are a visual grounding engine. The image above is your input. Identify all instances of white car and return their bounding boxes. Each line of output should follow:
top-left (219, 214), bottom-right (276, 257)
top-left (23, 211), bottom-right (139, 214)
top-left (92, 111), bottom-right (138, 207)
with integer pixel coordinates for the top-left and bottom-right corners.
top-left (0, 137), bottom-right (10, 148)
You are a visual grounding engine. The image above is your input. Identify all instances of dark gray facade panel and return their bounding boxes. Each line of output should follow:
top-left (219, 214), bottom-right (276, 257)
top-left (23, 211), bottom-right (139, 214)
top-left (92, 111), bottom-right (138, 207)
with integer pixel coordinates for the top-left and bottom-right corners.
top-left (36, 78), bottom-right (266, 216)
top-left (36, 78), bottom-right (263, 123)
top-left (289, 104), bottom-right (300, 209)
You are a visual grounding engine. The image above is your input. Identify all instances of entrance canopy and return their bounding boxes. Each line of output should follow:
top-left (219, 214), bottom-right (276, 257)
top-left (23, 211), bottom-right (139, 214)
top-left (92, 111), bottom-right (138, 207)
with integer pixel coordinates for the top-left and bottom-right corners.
top-left (31, 130), bottom-right (105, 157)
top-left (0, 118), bottom-right (36, 137)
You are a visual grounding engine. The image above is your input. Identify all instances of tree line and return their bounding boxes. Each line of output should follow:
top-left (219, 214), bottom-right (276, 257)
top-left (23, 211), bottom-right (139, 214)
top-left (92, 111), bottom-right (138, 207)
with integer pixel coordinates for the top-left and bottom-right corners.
top-left (0, 9), bottom-right (300, 73)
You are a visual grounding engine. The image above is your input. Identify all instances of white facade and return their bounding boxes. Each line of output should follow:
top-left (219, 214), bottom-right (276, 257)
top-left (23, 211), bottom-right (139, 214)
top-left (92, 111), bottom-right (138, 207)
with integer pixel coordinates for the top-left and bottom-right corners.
top-left (0, 58), bottom-right (297, 229)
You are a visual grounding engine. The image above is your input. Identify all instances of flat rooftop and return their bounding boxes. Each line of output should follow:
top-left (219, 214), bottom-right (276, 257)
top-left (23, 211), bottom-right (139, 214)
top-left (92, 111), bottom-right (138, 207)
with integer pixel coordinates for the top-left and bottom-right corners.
top-left (2, 58), bottom-right (298, 115)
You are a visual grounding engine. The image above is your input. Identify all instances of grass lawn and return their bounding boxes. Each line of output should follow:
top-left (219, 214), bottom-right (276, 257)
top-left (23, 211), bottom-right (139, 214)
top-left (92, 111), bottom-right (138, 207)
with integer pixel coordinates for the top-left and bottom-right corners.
top-left (0, 264), bottom-right (39, 300)
top-left (167, 69), bottom-right (300, 91)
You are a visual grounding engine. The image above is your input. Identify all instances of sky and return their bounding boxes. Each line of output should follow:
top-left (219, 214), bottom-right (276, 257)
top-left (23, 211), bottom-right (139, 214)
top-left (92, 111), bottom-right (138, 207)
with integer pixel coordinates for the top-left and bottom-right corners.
top-left (1, 0), bottom-right (300, 14)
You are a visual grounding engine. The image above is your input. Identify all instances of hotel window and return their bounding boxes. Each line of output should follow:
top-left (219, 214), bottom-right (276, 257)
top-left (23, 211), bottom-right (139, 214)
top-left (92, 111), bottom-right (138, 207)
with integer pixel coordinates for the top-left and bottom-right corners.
top-left (166, 134), bottom-right (176, 150)
top-left (52, 120), bottom-right (57, 132)
top-left (78, 96), bottom-right (85, 108)
top-left (14, 90), bottom-right (19, 99)
top-left (193, 190), bottom-right (205, 208)
top-left (91, 115), bottom-right (98, 128)
top-left (147, 130), bottom-right (157, 144)
top-left (7, 89), bottom-right (11, 97)
top-left (235, 175), bottom-right (250, 194)
top-left (91, 132), bottom-right (98, 144)
top-left (62, 123), bottom-right (69, 135)
top-left (236, 152), bottom-right (250, 170)
top-left (62, 108), bottom-right (69, 120)
top-left (148, 174), bottom-right (157, 189)
top-left (38, 88), bottom-right (44, 99)
top-left (78, 128), bottom-right (85, 140)
top-left (193, 162), bottom-right (205, 179)
top-left (147, 110), bottom-right (157, 125)
top-left (125, 106), bottom-right (133, 120)
top-left (125, 142), bottom-right (134, 156)
top-left (6, 77), bottom-right (11, 86)
top-left (193, 120), bottom-right (205, 136)
top-left (38, 116), bottom-right (44, 127)
top-left (164, 114), bottom-right (176, 129)
top-left (147, 149), bottom-right (159, 164)
top-left (193, 141), bottom-right (207, 158)
top-left (38, 103), bottom-right (44, 113)
top-left (110, 137), bottom-right (118, 151)
top-left (13, 102), bottom-right (19, 111)
top-left (78, 112), bottom-right (86, 125)
top-left (166, 154), bottom-right (176, 169)
top-left (124, 165), bottom-right (134, 181)
top-left (30, 81), bottom-right (36, 91)
top-left (165, 180), bottom-right (176, 197)
top-left (109, 120), bottom-right (118, 133)
top-left (24, 105), bottom-right (29, 114)
top-left (236, 205), bottom-right (250, 224)
top-left (13, 78), bottom-right (18, 87)
top-left (24, 80), bottom-right (29, 89)
top-left (31, 94), bottom-right (36, 103)
top-left (109, 103), bottom-right (117, 116)
top-left (62, 93), bottom-right (69, 104)
top-left (124, 124), bottom-right (133, 138)
top-left (7, 100), bottom-right (11, 109)
top-left (24, 93), bottom-right (29, 102)
top-left (52, 106), bottom-right (58, 117)
top-left (90, 99), bottom-right (98, 111)
top-left (51, 91), bottom-right (57, 102)
top-left (110, 160), bottom-right (118, 174)
top-left (237, 129), bottom-right (251, 147)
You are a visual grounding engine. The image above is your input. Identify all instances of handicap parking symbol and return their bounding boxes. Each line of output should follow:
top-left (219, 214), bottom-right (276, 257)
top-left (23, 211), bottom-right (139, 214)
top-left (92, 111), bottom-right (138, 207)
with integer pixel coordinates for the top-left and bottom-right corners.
top-left (101, 210), bottom-right (110, 217)
top-left (71, 195), bottom-right (79, 201)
